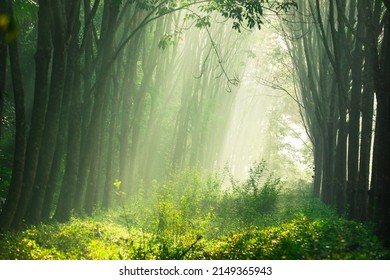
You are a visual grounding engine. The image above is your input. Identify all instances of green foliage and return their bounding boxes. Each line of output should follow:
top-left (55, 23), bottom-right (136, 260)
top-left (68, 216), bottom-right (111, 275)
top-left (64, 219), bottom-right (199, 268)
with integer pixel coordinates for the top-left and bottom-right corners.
top-left (0, 103), bottom-right (15, 198)
top-left (217, 161), bottom-right (281, 229)
top-left (157, 31), bottom-right (183, 49)
top-left (239, 160), bottom-right (281, 213)
top-left (121, 167), bottom-right (222, 239)
top-left (128, 0), bottom-right (297, 32)
top-left (0, 165), bottom-right (388, 260)
top-left (197, 215), bottom-right (388, 260)
top-left (201, 0), bottom-right (298, 31)
top-left (0, 218), bottom-right (129, 259)
top-left (1, 209), bottom-right (387, 260)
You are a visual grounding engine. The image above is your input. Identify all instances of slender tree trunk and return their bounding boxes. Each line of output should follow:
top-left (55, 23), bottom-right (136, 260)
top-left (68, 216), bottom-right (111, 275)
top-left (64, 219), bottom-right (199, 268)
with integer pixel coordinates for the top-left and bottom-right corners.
top-left (0, 0), bottom-right (7, 139)
top-left (74, 0), bottom-right (121, 213)
top-left (102, 72), bottom-right (122, 209)
top-left (313, 138), bottom-right (322, 197)
top-left (0, 0), bottom-right (26, 231)
top-left (347, 1), bottom-right (364, 218)
top-left (12, 0), bottom-right (53, 228)
top-left (53, 61), bottom-right (82, 222)
top-left (334, 110), bottom-right (347, 214)
top-left (26, 0), bottom-right (68, 225)
top-left (42, 13), bottom-right (82, 221)
top-left (356, 56), bottom-right (374, 221)
top-left (371, 10), bottom-right (390, 246)
top-left (364, 0), bottom-right (381, 221)
top-left (84, 139), bottom-right (101, 215)
top-left (356, 0), bottom-right (379, 222)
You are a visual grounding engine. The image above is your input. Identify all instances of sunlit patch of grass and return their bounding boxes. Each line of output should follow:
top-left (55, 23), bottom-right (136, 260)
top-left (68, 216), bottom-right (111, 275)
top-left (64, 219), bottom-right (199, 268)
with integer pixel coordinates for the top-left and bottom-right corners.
top-left (0, 218), bottom-right (128, 259)
top-left (197, 215), bottom-right (389, 260)
top-left (0, 210), bottom-right (388, 260)
top-left (0, 166), bottom-right (389, 260)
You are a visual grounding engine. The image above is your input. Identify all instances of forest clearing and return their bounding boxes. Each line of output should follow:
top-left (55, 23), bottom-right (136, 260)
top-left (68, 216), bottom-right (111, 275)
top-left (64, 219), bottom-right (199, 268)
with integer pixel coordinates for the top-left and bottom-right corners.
top-left (1, 0), bottom-right (390, 260)
top-left (1, 166), bottom-right (389, 259)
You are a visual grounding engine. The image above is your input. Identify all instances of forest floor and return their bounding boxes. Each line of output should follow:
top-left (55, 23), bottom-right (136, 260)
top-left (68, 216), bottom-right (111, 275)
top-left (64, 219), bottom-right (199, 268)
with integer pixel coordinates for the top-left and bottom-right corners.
top-left (0, 167), bottom-right (389, 260)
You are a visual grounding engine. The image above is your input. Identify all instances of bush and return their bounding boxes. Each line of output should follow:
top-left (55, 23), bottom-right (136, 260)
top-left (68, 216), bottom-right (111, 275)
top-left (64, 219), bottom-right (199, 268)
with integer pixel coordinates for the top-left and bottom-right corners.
top-left (217, 161), bottom-right (282, 228)
top-left (197, 215), bottom-right (389, 260)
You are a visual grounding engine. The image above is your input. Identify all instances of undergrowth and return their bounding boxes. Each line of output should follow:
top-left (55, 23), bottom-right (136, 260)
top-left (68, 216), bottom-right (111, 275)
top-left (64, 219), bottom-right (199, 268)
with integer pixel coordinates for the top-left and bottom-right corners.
top-left (0, 162), bottom-right (388, 260)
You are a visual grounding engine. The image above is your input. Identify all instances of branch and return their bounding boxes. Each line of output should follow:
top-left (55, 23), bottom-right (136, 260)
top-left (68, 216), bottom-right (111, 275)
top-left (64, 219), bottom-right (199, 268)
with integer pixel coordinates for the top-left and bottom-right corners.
top-left (112, 1), bottom-right (209, 63)
top-left (311, 0), bottom-right (337, 72)
top-left (255, 76), bottom-right (302, 107)
top-left (80, 0), bottom-right (100, 52)
top-left (205, 26), bottom-right (240, 91)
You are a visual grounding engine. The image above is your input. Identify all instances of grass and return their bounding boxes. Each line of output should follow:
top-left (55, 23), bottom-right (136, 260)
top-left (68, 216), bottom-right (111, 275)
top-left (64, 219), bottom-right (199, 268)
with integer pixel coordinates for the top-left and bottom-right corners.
top-left (0, 164), bottom-right (389, 260)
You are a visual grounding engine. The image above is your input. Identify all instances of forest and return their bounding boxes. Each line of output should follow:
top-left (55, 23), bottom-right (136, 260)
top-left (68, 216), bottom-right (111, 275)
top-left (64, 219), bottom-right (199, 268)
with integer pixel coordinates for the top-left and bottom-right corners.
top-left (0, 0), bottom-right (390, 260)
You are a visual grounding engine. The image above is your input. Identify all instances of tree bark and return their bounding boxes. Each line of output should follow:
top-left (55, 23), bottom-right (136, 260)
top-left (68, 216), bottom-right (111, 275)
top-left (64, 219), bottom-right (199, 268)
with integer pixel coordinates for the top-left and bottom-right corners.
top-left (12, 0), bottom-right (53, 228)
top-left (0, 0), bottom-right (7, 139)
top-left (74, 0), bottom-right (121, 213)
top-left (371, 10), bottom-right (390, 247)
top-left (26, 0), bottom-right (68, 225)
top-left (347, 0), bottom-right (365, 219)
top-left (0, 0), bottom-right (26, 232)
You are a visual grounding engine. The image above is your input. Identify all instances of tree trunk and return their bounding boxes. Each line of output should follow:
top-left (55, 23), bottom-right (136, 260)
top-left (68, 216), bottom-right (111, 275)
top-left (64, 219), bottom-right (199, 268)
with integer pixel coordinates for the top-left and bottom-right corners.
top-left (42, 13), bottom-right (82, 221)
top-left (26, 0), bottom-right (68, 225)
top-left (347, 1), bottom-right (364, 218)
top-left (0, 0), bottom-right (7, 139)
top-left (74, 0), bottom-right (121, 213)
top-left (53, 65), bottom-right (82, 222)
top-left (11, 0), bottom-right (53, 228)
top-left (0, 0), bottom-right (26, 231)
top-left (356, 56), bottom-right (374, 221)
top-left (371, 11), bottom-right (390, 246)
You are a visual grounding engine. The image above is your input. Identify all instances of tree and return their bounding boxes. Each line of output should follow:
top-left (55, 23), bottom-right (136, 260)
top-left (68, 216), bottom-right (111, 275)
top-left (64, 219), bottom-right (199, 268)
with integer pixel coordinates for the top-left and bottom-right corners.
top-left (0, 0), bottom-right (27, 232)
top-left (280, 0), bottom-right (390, 247)
top-left (0, 0), bottom-right (299, 230)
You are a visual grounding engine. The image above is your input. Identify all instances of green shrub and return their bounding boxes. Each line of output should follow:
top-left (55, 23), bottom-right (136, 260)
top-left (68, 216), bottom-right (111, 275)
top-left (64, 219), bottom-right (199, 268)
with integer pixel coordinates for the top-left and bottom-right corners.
top-left (216, 161), bottom-right (282, 228)
top-left (197, 215), bottom-right (389, 260)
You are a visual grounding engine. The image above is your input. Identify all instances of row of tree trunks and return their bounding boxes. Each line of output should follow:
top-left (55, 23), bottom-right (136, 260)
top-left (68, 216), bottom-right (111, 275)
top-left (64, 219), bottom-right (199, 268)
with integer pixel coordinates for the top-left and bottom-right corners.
top-left (285, 0), bottom-right (390, 246)
top-left (1, 0), bottom-right (53, 231)
top-left (0, 1), bottom-right (287, 234)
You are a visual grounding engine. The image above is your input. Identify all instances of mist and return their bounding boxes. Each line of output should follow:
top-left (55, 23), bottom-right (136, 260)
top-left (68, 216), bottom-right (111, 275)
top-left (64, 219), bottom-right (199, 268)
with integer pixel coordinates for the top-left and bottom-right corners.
top-left (0, 0), bottom-right (389, 260)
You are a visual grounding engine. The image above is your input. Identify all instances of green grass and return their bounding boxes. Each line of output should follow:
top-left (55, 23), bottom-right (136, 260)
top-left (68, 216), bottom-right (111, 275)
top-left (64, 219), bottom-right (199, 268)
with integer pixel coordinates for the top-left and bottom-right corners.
top-left (0, 165), bottom-right (389, 260)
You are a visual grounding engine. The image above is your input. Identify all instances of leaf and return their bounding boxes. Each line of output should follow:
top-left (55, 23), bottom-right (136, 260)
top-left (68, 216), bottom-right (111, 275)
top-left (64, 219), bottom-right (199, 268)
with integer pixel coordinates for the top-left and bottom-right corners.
top-left (113, 179), bottom-right (122, 189)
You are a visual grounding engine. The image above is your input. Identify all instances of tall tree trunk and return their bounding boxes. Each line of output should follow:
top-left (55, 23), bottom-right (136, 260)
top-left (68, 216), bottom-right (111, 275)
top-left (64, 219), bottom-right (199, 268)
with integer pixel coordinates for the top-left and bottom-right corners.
top-left (84, 138), bottom-right (102, 215)
top-left (102, 90), bottom-right (120, 209)
top-left (312, 137), bottom-right (322, 197)
top-left (42, 13), bottom-right (82, 221)
top-left (334, 109), bottom-right (347, 213)
top-left (357, 56), bottom-right (374, 221)
top-left (74, 0), bottom-right (121, 213)
top-left (365, 0), bottom-right (382, 221)
top-left (347, 0), bottom-right (364, 218)
top-left (12, 0), bottom-right (53, 228)
top-left (371, 10), bottom-right (390, 247)
top-left (53, 62), bottom-right (82, 222)
top-left (0, 0), bottom-right (26, 232)
top-left (0, 0), bottom-right (7, 139)
top-left (26, 0), bottom-right (68, 225)
top-left (356, 0), bottom-right (379, 222)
